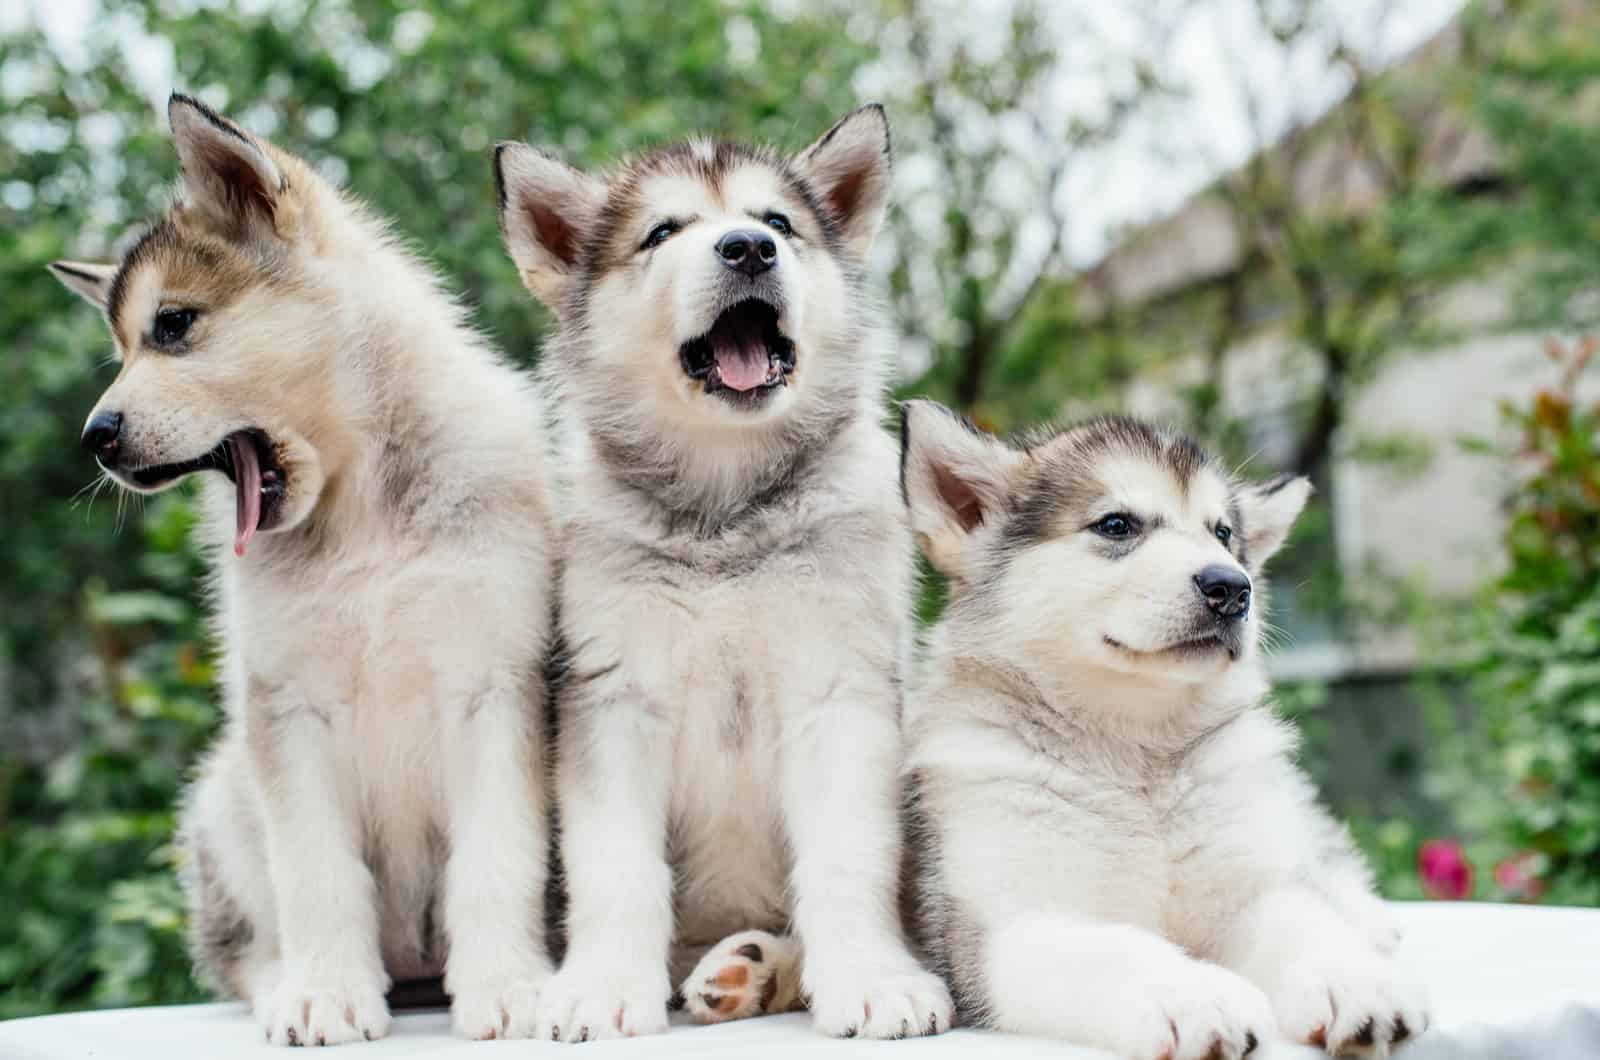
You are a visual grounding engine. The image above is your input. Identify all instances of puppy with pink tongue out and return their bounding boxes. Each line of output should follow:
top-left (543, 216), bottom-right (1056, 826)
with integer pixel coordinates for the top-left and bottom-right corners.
top-left (55, 95), bottom-right (557, 1045)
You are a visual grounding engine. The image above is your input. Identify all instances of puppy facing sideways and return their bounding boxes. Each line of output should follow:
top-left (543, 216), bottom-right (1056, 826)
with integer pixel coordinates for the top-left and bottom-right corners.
top-left (52, 96), bottom-right (554, 1044)
top-left (493, 105), bottom-right (952, 1041)
top-left (899, 402), bottom-right (1429, 1059)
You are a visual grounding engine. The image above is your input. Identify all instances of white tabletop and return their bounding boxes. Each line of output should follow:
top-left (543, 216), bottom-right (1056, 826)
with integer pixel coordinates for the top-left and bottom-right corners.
top-left (3, 903), bottom-right (1597, 1059)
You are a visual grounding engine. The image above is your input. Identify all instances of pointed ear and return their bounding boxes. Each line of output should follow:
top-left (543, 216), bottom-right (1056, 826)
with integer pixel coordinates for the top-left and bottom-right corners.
top-left (48, 261), bottom-right (118, 310)
top-left (900, 400), bottom-right (1023, 581)
top-left (1237, 474), bottom-right (1312, 568)
top-left (493, 142), bottom-right (605, 310)
top-left (168, 93), bottom-right (285, 230)
top-left (797, 104), bottom-right (892, 259)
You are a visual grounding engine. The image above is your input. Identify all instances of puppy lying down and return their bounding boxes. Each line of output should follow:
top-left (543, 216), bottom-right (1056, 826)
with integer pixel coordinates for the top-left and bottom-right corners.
top-left (898, 403), bottom-right (1428, 1059)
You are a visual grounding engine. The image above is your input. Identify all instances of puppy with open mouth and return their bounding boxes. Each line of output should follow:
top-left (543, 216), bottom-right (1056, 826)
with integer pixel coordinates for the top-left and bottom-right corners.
top-left (53, 96), bottom-right (556, 1045)
top-left (899, 404), bottom-right (1430, 1059)
top-left (494, 106), bottom-right (952, 1042)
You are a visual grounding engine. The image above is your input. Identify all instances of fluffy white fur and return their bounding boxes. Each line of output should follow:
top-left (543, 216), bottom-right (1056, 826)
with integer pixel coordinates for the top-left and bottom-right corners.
top-left (54, 96), bottom-right (554, 1045)
top-left (496, 106), bottom-right (952, 1042)
top-left (900, 402), bottom-right (1429, 1059)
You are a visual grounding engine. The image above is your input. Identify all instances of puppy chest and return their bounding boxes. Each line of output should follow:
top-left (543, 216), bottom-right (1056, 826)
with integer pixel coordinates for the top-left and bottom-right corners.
top-left (665, 667), bottom-right (791, 936)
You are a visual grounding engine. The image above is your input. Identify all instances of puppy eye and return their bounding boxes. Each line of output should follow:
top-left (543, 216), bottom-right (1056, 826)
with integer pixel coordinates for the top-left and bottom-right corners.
top-left (641, 221), bottom-right (679, 251)
top-left (1215, 524), bottom-right (1233, 546)
top-left (764, 212), bottom-right (792, 236)
top-left (152, 308), bottom-right (198, 346)
top-left (1091, 513), bottom-right (1139, 539)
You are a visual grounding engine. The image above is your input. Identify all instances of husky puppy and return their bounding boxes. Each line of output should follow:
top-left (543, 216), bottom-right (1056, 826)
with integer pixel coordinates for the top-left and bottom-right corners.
top-left (899, 402), bottom-right (1429, 1059)
top-left (51, 96), bottom-right (554, 1045)
top-left (492, 106), bottom-right (952, 1041)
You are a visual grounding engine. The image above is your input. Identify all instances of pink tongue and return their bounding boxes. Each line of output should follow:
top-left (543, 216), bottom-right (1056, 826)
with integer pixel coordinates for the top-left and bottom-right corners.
top-left (711, 331), bottom-right (771, 392)
top-left (227, 435), bottom-right (262, 558)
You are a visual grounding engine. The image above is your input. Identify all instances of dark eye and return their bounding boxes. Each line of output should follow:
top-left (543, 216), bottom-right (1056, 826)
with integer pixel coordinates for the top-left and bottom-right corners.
top-left (764, 212), bottom-right (792, 236)
top-left (1215, 524), bottom-right (1233, 546)
top-left (641, 221), bottom-right (679, 251)
top-left (1092, 513), bottom-right (1139, 539)
top-left (152, 308), bottom-right (197, 346)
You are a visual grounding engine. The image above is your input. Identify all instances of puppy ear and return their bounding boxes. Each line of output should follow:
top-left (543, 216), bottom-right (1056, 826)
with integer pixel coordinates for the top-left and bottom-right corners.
top-left (48, 261), bottom-right (117, 310)
top-left (1237, 474), bottom-right (1312, 568)
top-left (797, 104), bottom-right (892, 259)
top-left (168, 93), bottom-right (286, 232)
top-left (900, 400), bottom-right (1022, 582)
top-left (493, 142), bottom-right (605, 310)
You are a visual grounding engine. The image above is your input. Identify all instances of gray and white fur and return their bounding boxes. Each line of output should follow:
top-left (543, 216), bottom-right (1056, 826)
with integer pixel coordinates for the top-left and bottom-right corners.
top-left (493, 106), bottom-right (952, 1042)
top-left (899, 402), bottom-right (1429, 1059)
top-left (52, 96), bottom-right (555, 1045)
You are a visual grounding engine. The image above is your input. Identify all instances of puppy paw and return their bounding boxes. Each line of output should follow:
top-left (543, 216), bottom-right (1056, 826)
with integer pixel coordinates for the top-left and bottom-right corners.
top-left (681, 930), bottom-right (800, 1024)
top-left (533, 962), bottom-right (669, 1043)
top-left (1268, 951), bottom-right (1430, 1056)
top-left (256, 974), bottom-right (391, 1046)
top-left (807, 963), bottom-right (953, 1039)
top-left (449, 970), bottom-right (548, 1040)
top-left (1081, 959), bottom-right (1272, 1060)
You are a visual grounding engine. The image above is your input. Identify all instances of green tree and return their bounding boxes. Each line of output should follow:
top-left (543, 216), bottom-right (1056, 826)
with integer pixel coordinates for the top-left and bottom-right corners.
top-left (865, 0), bottom-right (1178, 428)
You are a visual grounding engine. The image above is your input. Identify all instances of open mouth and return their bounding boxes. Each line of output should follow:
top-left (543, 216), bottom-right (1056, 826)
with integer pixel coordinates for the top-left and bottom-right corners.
top-left (679, 299), bottom-right (796, 405)
top-left (1104, 634), bottom-right (1238, 662)
top-left (125, 429), bottom-right (284, 557)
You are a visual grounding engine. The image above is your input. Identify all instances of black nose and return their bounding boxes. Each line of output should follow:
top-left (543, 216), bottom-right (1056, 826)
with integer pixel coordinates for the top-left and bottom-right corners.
top-left (81, 410), bottom-right (123, 463)
top-left (715, 229), bottom-right (777, 278)
top-left (1195, 564), bottom-right (1252, 619)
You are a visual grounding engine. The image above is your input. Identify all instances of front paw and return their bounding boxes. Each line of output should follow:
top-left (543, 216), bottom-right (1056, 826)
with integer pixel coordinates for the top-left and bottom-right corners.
top-left (533, 963), bottom-right (669, 1043)
top-left (806, 960), bottom-right (952, 1039)
top-left (1073, 958), bottom-right (1272, 1060)
top-left (680, 930), bottom-right (800, 1024)
top-left (1267, 951), bottom-right (1430, 1055)
top-left (450, 969), bottom-right (550, 1040)
top-left (257, 974), bottom-right (391, 1046)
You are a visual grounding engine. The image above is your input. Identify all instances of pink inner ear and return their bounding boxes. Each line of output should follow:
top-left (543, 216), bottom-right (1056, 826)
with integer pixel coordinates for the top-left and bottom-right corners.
top-left (531, 200), bottom-right (580, 267)
top-left (934, 464), bottom-right (985, 532)
top-left (826, 166), bottom-right (870, 227)
top-left (198, 143), bottom-right (275, 220)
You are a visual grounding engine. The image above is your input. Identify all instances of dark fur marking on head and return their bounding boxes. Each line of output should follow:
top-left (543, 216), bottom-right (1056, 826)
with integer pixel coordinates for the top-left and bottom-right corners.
top-left (1260, 473), bottom-right (1296, 496)
top-left (491, 142), bottom-right (513, 214)
top-left (999, 415), bottom-right (1219, 552)
top-left (171, 92), bottom-right (253, 150)
top-left (105, 220), bottom-right (180, 337)
top-left (49, 262), bottom-right (103, 284)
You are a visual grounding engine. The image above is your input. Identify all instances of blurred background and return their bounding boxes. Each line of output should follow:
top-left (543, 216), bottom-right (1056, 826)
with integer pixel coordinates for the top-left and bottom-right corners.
top-left (3, 0), bottom-right (1597, 1017)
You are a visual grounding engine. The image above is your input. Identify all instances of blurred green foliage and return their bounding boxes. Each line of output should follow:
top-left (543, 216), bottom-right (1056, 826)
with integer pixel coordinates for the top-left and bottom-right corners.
top-left (0, 494), bottom-right (212, 1018)
top-left (1419, 339), bottom-right (1600, 905)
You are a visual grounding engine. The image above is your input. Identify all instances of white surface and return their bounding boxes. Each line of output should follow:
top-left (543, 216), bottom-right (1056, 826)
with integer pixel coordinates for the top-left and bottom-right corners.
top-left (2, 903), bottom-right (1597, 1059)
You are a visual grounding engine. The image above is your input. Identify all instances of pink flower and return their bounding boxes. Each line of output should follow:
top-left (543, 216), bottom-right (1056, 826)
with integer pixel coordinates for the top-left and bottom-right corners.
top-left (1493, 853), bottom-right (1546, 902)
top-left (1418, 839), bottom-right (1474, 900)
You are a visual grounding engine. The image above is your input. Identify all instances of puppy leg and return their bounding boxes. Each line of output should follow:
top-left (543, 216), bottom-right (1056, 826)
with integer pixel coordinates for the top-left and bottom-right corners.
top-left (533, 694), bottom-right (673, 1043)
top-left (442, 682), bottom-right (552, 1040)
top-left (985, 913), bottom-right (1273, 1060)
top-left (179, 738), bottom-right (279, 1000)
top-left (782, 692), bottom-right (953, 1039)
top-left (680, 930), bottom-right (804, 1024)
top-left (248, 697), bottom-right (390, 1046)
top-left (1221, 887), bottom-right (1430, 1057)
